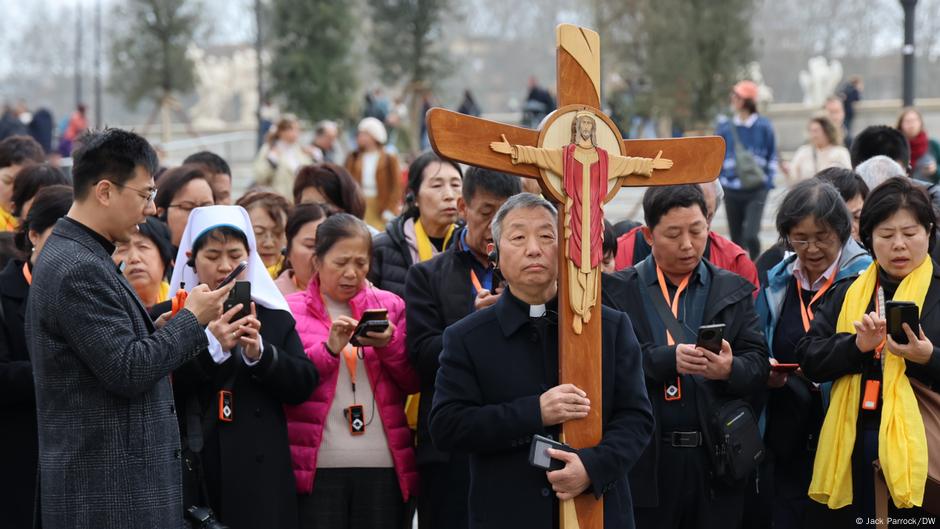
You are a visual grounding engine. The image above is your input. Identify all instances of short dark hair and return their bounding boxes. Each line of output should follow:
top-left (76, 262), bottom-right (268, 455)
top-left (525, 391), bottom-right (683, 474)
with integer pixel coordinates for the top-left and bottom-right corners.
top-left (154, 164), bottom-right (212, 212)
top-left (462, 166), bottom-right (522, 203)
top-left (314, 212), bottom-right (372, 260)
top-left (0, 135), bottom-right (45, 169)
top-left (603, 219), bottom-right (617, 259)
top-left (11, 164), bottom-right (70, 217)
top-left (859, 176), bottom-right (937, 253)
top-left (293, 163), bottom-right (366, 218)
top-left (642, 184), bottom-right (708, 229)
top-left (283, 203), bottom-right (328, 272)
top-left (191, 226), bottom-right (249, 264)
top-left (183, 151), bottom-right (231, 178)
top-left (235, 191), bottom-right (291, 227)
top-left (71, 129), bottom-right (159, 200)
top-left (403, 151), bottom-right (462, 219)
top-left (776, 179), bottom-right (852, 246)
top-left (135, 216), bottom-right (175, 276)
top-left (15, 185), bottom-right (72, 253)
top-left (850, 125), bottom-right (910, 168)
top-left (612, 219), bottom-right (642, 238)
top-left (814, 167), bottom-right (869, 202)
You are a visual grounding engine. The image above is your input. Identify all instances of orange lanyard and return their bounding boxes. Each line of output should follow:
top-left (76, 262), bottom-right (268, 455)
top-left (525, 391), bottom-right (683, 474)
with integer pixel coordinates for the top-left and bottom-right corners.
top-left (22, 262), bottom-right (32, 286)
top-left (470, 269), bottom-right (484, 293)
top-left (794, 271), bottom-right (836, 332)
top-left (342, 345), bottom-right (358, 394)
top-left (656, 266), bottom-right (691, 346)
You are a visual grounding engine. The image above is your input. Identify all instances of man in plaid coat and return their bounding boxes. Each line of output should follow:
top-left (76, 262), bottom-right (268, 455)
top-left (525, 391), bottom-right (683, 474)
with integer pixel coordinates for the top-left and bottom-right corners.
top-left (26, 129), bottom-right (231, 529)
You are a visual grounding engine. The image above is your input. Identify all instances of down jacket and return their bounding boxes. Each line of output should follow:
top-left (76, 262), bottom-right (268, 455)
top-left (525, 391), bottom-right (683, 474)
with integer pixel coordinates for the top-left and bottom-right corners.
top-left (284, 275), bottom-right (420, 500)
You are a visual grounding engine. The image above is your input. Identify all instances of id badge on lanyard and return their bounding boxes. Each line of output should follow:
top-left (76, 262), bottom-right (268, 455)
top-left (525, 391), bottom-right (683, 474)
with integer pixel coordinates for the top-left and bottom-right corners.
top-left (657, 266), bottom-right (690, 402)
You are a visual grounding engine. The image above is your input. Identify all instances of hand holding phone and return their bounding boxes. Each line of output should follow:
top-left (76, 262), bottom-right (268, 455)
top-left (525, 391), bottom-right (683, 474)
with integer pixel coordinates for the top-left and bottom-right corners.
top-left (770, 363), bottom-right (800, 373)
top-left (223, 281), bottom-right (252, 321)
top-left (529, 434), bottom-right (576, 471)
top-left (350, 309), bottom-right (390, 347)
top-left (695, 324), bottom-right (725, 353)
top-left (696, 324), bottom-right (732, 381)
top-left (886, 301), bottom-right (919, 345)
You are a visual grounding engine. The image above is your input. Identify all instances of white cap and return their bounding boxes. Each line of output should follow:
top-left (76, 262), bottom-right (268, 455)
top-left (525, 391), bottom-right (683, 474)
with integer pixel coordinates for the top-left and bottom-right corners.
top-left (358, 117), bottom-right (388, 145)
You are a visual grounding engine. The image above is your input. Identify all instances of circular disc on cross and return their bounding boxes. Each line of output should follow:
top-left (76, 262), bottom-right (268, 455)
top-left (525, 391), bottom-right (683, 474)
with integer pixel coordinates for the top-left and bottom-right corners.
top-left (536, 104), bottom-right (628, 204)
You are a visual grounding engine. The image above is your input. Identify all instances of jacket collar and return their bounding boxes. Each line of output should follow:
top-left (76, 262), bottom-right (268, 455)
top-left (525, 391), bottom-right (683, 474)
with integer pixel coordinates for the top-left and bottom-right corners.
top-left (700, 259), bottom-right (755, 323)
top-left (55, 217), bottom-right (114, 262)
top-left (495, 287), bottom-right (557, 337)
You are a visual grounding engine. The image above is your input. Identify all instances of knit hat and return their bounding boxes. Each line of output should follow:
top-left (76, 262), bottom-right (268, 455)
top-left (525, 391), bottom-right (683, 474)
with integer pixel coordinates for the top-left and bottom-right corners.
top-left (358, 117), bottom-right (388, 145)
top-left (732, 80), bottom-right (759, 101)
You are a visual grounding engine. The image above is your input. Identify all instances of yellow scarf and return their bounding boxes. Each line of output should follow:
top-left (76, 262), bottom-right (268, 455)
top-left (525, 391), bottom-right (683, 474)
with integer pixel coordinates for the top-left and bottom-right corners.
top-left (809, 259), bottom-right (929, 509)
top-left (158, 281), bottom-right (171, 304)
top-left (266, 255), bottom-right (284, 279)
top-left (0, 206), bottom-right (17, 232)
top-left (414, 219), bottom-right (455, 263)
top-left (405, 219), bottom-right (455, 432)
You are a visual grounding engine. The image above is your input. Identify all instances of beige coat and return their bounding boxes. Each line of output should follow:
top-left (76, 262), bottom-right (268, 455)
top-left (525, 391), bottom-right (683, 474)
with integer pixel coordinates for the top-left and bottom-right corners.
top-left (787, 144), bottom-right (851, 183)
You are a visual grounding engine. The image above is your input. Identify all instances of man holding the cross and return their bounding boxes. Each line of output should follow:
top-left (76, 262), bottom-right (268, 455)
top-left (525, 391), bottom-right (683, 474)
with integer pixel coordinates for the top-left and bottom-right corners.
top-left (430, 193), bottom-right (653, 529)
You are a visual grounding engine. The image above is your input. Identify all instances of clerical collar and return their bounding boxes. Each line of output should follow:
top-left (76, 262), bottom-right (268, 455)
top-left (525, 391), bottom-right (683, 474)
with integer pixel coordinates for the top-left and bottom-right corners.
top-left (64, 217), bottom-right (116, 256)
top-left (530, 304), bottom-right (547, 318)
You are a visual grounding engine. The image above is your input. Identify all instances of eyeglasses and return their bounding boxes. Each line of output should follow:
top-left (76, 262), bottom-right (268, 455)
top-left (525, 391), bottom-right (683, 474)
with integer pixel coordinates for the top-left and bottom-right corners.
top-left (253, 227), bottom-right (285, 242)
top-left (110, 181), bottom-right (157, 203)
top-left (788, 235), bottom-right (837, 251)
top-left (168, 201), bottom-right (213, 212)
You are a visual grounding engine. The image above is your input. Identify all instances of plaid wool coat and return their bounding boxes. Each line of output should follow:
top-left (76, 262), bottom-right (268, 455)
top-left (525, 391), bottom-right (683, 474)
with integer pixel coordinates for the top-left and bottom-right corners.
top-left (26, 218), bottom-right (208, 529)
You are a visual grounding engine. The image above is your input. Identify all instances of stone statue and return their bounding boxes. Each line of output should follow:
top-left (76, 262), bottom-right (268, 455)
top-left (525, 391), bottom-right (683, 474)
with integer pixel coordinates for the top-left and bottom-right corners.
top-left (799, 56), bottom-right (843, 108)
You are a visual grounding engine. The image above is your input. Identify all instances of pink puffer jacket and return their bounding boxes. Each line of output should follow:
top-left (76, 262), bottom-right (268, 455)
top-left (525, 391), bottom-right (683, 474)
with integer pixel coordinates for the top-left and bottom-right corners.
top-left (284, 276), bottom-right (420, 500)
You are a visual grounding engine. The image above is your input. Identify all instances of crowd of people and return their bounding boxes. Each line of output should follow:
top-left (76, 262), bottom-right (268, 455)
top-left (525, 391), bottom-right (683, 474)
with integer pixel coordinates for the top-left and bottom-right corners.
top-left (1, 76), bottom-right (940, 529)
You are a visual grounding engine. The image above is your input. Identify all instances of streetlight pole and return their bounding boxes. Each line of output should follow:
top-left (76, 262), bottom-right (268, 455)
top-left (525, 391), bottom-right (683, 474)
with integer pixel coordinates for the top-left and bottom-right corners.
top-left (256, 0), bottom-right (263, 147)
top-left (902, 0), bottom-right (918, 106)
top-left (75, 0), bottom-right (83, 109)
top-left (94, 0), bottom-right (102, 128)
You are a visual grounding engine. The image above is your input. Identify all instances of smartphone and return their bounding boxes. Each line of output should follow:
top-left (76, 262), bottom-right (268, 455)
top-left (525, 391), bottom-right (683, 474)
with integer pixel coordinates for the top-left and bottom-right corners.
top-left (528, 434), bottom-right (576, 471)
top-left (350, 309), bottom-right (389, 347)
top-left (886, 300), bottom-right (920, 345)
top-left (696, 323), bottom-right (726, 353)
top-left (771, 363), bottom-right (801, 373)
top-left (218, 261), bottom-right (248, 288)
top-left (223, 281), bottom-right (251, 320)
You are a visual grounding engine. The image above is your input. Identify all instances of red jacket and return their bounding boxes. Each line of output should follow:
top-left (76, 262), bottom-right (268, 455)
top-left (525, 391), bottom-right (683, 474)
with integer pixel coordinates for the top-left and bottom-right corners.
top-left (613, 226), bottom-right (759, 289)
top-left (284, 276), bottom-right (420, 500)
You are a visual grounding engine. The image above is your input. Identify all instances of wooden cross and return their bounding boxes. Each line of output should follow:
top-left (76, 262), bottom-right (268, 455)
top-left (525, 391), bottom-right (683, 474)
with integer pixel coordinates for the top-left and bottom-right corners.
top-left (427, 24), bottom-right (725, 529)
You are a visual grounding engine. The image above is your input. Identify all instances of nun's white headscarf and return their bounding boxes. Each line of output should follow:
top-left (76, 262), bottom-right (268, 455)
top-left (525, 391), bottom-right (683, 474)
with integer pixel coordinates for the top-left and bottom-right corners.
top-left (169, 205), bottom-right (290, 313)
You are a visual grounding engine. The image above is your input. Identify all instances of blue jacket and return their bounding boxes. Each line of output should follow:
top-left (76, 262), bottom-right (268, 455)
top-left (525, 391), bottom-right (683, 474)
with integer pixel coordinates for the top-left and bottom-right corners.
top-left (715, 115), bottom-right (778, 190)
top-left (755, 239), bottom-right (870, 415)
top-left (756, 238), bottom-right (871, 352)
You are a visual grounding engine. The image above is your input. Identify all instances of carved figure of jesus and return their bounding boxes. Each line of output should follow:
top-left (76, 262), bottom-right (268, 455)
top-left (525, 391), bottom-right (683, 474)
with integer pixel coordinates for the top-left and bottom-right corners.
top-left (490, 111), bottom-right (673, 333)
